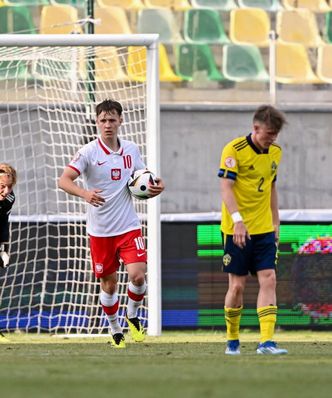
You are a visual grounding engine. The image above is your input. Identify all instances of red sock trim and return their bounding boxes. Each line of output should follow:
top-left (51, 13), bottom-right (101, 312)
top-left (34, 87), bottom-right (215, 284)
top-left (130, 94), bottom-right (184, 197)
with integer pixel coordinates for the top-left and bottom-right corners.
top-left (102, 300), bottom-right (119, 316)
top-left (128, 289), bottom-right (145, 302)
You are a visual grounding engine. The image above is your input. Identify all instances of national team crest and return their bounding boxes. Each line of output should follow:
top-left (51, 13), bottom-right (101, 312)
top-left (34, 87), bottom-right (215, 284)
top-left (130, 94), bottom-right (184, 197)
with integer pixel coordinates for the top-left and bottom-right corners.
top-left (111, 168), bottom-right (121, 180)
top-left (223, 254), bottom-right (232, 266)
top-left (95, 263), bottom-right (103, 273)
top-left (271, 161), bottom-right (277, 175)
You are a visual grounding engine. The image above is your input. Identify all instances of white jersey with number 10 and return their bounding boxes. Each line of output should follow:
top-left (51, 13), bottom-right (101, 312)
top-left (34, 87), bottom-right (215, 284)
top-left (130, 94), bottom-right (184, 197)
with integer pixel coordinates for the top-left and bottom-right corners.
top-left (69, 137), bottom-right (146, 237)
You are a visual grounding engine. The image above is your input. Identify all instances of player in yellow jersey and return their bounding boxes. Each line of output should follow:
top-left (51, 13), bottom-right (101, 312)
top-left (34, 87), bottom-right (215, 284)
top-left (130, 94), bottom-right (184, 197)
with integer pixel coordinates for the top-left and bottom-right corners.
top-left (218, 105), bottom-right (288, 355)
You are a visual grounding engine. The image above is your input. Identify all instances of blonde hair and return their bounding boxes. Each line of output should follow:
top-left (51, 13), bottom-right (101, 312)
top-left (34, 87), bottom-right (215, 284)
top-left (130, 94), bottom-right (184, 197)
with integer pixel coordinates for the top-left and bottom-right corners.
top-left (0, 163), bottom-right (17, 186)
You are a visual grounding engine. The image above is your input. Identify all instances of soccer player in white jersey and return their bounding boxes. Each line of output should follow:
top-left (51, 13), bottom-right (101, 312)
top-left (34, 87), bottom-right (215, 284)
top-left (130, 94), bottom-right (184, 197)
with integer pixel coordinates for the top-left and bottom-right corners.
top-left (0, 163), bottom-right (17, 343)
top-left (58, 99), bottom-right (164, 348)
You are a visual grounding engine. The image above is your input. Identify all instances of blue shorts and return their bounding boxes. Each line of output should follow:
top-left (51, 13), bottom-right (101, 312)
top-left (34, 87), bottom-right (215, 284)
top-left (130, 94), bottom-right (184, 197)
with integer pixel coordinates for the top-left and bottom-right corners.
top-left (221, 232), bottom-right (277, 276)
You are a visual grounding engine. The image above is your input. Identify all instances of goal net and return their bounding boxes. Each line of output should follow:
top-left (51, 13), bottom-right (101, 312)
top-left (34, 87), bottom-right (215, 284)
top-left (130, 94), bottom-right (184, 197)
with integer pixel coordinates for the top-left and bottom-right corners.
top-left (0, 34), bottom-right (161, 336)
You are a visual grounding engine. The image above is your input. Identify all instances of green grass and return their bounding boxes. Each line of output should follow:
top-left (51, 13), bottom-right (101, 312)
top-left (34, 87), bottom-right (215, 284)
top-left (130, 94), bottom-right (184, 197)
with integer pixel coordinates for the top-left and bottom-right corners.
top-left (1, 331), bottom-right (332, 398)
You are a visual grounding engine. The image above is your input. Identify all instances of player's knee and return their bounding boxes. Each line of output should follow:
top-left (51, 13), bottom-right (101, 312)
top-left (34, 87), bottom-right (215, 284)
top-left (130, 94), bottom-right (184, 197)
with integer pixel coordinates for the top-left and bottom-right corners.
top-left (130, 273), bottom-right (146, 286)
top-left (260, 270), bottom-right (276, 289)
top-left (229, 282), bottom-right (245, 297)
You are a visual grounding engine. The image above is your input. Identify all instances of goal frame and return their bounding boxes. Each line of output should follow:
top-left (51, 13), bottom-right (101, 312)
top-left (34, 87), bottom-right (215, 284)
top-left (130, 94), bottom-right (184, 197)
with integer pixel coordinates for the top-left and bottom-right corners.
top-left (0, 34), bottom-right (161, 336)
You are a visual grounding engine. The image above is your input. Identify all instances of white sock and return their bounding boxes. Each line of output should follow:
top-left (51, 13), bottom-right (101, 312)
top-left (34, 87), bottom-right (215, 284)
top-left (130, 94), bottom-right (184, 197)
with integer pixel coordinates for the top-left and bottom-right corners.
top-left (127, 281), bottom-right (146, 319)
top-left (100, 290), bottom-right (122, 335)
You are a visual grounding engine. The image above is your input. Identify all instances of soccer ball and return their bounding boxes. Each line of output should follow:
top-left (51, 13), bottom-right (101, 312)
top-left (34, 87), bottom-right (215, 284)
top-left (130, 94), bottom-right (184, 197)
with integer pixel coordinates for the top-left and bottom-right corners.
top-left (128, 169), bottom-right (156, 199)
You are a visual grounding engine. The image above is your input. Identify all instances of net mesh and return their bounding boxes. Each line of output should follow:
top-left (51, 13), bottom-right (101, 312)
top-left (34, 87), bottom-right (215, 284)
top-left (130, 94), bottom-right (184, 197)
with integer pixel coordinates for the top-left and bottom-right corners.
top-left (0, 44), bottom-right (150, 334)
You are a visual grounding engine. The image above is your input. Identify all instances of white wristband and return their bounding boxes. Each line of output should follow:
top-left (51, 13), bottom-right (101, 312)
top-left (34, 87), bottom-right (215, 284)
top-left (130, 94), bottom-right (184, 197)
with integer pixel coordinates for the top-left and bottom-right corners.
top-left (231, 211), bottom-right (243, 223)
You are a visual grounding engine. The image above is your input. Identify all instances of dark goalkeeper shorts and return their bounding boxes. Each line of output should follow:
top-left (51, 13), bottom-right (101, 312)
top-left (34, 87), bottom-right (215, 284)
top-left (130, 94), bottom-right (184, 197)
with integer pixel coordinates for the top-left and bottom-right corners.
top-left (221, 231), bottom-right (277, 276)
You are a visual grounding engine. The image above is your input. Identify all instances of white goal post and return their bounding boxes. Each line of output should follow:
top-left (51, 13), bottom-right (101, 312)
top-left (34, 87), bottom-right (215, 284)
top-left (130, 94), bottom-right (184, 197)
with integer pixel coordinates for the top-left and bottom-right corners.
top-left (0, 34), bottom-right (161, 336)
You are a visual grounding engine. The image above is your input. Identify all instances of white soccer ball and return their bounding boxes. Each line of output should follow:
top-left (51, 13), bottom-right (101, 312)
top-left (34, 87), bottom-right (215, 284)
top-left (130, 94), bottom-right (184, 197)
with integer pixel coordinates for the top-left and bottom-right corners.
top-left (128, 169), bottom-right (156, 199)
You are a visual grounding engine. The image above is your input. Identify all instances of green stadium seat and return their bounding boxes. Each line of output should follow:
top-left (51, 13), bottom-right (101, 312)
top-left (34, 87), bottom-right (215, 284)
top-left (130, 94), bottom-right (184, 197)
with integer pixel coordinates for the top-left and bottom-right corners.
top-left (137, 9), bottom-right (183, 44)
top-left (237, 0), bottom-right (282, 11)
top-left (0, 5), bottom-right (36, 34)
top-left (191, 0), bottom-right (237, 10)
top-left (325, 11), bottom-right (332, 42)
top-left (144, 0), bottom-right (192, 10)
top-left (4, 0), bottom-right (48, 4)
top-left (222, 44), bottom-right (269, 82)
top-left (0, 60), bottom-right (30, 81)
top-left (175, 43), bottom-right (225, 81)
top-left (230, 8), bottom-right (270, 47)
top-left (183, 9), bottom-right (229, 44)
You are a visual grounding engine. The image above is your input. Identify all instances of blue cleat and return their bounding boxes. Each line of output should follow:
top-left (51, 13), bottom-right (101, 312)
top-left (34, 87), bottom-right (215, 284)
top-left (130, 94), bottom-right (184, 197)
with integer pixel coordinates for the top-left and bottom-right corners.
top-left (256, 341), bottom-right (288, 355)
top-left (225, 339), bottom-right (240, 355)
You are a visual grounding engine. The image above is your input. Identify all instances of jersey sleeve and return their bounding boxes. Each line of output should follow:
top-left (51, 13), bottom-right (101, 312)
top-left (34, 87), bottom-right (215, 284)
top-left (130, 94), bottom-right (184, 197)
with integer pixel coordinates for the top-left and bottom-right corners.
top-left (133, 144), bottom-right (146, 171)
top-left (68, 148), bottom-right (89, 175)
top-left (0, 193), bottom-right (15, 243)
top-left (218, 142), bottom-right (238, 180)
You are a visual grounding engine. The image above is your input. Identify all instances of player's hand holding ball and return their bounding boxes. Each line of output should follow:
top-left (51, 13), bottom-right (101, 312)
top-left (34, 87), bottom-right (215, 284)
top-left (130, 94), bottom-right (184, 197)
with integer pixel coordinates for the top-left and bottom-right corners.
top-left (128, 169), bottom-right (164, 199)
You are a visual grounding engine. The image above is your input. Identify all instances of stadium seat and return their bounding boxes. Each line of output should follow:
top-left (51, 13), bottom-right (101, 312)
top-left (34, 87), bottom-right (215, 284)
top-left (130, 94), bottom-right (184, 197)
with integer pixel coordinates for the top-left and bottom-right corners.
top-left (237, 0), bottom-right (282, 11)
top-left (275, 42), bottom-right (322, 83)
top-left (94, 47), bottom-right (129, 82)
top-left (222, 44), bottom-right (269, 82)
top-left (282, 0), bottom-right (330, 13)
top-left (276, 9), bottom-right (323, 47)
top-left (325, 11), bottom-right (332, 42)
top-left (0, 60), bottom-right (30, 81)
top-left (137, 9), bottom-right (183, 44)
top-left (40, 5), bottom-right (82, 34)
top-left (316, 44), bottom-right (332, 82)
top-left (0, 5), bottom-right (36, 34)
top-left (50, 1), bottom-right (85, 6)
top-left (4, 0), bottom-right (48, 4)
top-left (229, 8), bottom-right (270, 47)
top-left (127, 44), bottom-right (182, 82)
top-left (94, 6), bottom-right (132, 34)
top-left (144, 0), bottom-right (192, 11)
top-left (183, 9), bottom-right (229, 44)
top-left (191, 0), bottom-right (237, 10)
top-left (96, 0), bottom-right (145, 10)
top-left (175, 43), bottom-right (224, 81)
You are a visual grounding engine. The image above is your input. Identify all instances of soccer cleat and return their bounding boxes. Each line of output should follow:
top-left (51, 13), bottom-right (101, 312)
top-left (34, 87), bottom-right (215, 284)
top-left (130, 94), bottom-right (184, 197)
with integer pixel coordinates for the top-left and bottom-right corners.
top-left (256, 341), bottom-right (288, 355)
top-left (111, 333), bottom-right (126, 349)
top-left (0, 331), bottom-right (9, 343)
top-left (126, 316), bottom-right (145, 342)
top-left (225, 339), bottom-right (240, 355)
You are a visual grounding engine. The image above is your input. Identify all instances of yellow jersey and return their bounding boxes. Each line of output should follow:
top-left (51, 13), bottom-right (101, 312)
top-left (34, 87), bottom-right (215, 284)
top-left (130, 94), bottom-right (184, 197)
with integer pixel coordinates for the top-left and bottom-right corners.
top-left (219, 134), bottom-right (282, 235)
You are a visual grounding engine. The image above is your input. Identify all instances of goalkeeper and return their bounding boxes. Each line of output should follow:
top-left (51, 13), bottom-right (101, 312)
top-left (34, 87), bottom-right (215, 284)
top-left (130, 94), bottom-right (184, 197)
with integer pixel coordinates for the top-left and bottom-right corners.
top-left (0, 163), bottom-right (16, 269)
top-left (0, 163), bottom-right (17, 343)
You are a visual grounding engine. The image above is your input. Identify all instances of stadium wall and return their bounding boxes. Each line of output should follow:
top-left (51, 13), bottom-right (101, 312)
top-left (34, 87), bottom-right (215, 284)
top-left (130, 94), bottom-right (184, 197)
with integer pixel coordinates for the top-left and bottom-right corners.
top-left (1, 104), bottom-right (332, 214)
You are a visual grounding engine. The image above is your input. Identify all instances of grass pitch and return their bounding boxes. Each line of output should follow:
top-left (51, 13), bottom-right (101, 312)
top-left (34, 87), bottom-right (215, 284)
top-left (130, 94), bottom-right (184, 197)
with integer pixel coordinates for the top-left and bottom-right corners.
top-left (1, 331), bottom-right (332, 398)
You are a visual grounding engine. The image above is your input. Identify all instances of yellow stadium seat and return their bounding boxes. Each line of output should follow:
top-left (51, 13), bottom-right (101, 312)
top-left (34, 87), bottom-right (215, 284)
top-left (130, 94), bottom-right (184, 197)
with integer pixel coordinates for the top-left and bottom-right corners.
top-left (94, 47), bottom-right (129, 82)
top-left (229, 8), bottom-right (270, 47)
top-left (127, 44), bottom-right (182, 82)
top-left (276, 42), bottom-right (322, 83)
top-left (96, 0), bottom-right (145, 10)
top-left (144, 0), bottom-right (192, 10)
top-left (316, 44), bottom-right (332, 82)
top-left (282, 0), bottom-right (330, 12)
top-left (277, 9), bottom-right (323, 47)
top-left (40, 5), bottom-right (82, 34)
top-left (94, 6), bottom-right (132, 34)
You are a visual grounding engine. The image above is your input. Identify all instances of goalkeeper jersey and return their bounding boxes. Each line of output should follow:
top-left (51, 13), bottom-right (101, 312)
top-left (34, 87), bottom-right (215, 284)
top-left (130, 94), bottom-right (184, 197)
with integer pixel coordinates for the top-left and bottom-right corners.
top-left (0, 192), bottom-right (15, 243)
top-left (218, 133), bottom-right (282, 235)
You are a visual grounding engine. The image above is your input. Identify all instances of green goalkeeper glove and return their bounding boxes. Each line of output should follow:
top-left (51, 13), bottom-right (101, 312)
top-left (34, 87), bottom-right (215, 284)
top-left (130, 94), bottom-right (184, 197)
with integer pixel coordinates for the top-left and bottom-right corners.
top-left (0, 243), bottom-right (10, 269)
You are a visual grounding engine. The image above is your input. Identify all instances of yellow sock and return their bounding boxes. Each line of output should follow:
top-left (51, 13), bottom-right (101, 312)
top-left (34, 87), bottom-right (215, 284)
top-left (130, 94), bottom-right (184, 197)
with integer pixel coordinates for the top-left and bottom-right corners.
top-left (224, 306), bottom-right (242, 341)
top-left (257, 305), bottom-right (277, 343)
